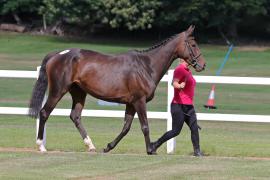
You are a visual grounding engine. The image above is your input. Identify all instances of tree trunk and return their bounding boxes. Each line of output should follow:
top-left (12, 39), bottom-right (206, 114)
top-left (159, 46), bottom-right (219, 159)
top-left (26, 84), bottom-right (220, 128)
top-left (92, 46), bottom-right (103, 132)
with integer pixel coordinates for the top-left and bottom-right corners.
top-left (43, 14), bottom-right (47, 31)
top-left (13, 13), bottom-right (22, 25)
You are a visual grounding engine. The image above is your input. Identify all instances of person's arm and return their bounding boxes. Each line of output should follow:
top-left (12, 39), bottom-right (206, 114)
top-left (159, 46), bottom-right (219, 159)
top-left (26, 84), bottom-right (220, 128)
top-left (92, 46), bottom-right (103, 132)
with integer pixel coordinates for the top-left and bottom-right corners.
top-left (172, 79), bottom-right (186, 90)
top-left (172, 65), bottom-right (187, 89)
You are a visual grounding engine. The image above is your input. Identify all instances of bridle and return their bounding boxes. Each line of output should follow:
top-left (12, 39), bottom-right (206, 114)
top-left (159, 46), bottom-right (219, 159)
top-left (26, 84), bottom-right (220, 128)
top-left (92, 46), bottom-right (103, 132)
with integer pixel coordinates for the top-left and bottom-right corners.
top-left (184, 34), bottom-right (204, 69)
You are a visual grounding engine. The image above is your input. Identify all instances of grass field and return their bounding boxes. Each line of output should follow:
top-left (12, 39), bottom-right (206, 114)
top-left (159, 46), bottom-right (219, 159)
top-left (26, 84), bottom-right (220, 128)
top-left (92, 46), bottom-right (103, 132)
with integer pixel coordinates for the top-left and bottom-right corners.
top-left (0, 116), bottom-right (269, 179)
top-left (0, 32), bottom-right (270, 179)
top-left (1, 152), bottom-right (269, 180)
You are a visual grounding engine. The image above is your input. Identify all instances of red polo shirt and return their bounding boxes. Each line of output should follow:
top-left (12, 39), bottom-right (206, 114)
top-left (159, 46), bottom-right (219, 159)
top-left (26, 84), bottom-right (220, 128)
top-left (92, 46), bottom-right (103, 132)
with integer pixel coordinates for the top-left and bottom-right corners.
top-left (172, 64), bottom-right (196, 105)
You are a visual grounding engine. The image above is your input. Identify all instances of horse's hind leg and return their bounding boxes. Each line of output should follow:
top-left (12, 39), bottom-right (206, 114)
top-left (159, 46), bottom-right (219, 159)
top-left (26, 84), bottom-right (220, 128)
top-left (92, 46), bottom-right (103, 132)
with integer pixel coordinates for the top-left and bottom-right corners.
top-left (37, 90), bottom-right (67, 152)
top-left (69, 85), bottom-right (96, 152)
top-left (103, 104), bottom-right (135, 153)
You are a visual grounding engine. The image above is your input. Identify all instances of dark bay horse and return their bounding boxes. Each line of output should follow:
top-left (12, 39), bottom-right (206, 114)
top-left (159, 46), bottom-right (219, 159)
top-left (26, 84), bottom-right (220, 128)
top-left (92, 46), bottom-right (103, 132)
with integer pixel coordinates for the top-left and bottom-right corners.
top-left (29, 25), bottom-right (206, 154)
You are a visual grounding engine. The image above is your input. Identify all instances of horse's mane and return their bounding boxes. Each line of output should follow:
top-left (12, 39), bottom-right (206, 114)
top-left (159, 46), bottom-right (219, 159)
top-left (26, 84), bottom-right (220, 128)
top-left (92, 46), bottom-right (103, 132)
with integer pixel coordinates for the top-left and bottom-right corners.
top-left (135, 34), bottom-right (179, 53)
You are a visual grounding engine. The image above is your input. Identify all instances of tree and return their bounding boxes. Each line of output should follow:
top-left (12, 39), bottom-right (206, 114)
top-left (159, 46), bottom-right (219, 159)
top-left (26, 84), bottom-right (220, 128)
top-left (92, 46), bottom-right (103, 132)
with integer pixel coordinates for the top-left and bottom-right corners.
top-left (154, 0), bottom-right (207, 30)
top-left (102, 0), bottom-right (161, 30)
top-left (0, 0), bottom-right (41, 24)
top-left (39, 0), bottom-right (160, 33)
top-left (39, 0), bottom-right (104, 29)
top-left (1, 0), bottom-right (269, 38)
top-left (155, 0), bottom-right (268, 40)
top-left (202, 0), bottom-right (268, 39)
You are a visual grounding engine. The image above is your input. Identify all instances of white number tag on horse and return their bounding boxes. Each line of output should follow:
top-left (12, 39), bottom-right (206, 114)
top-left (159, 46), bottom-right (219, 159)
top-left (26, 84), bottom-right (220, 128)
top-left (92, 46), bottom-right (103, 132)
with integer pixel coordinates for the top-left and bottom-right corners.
top-left (59, 50), bottom-right (70, 55)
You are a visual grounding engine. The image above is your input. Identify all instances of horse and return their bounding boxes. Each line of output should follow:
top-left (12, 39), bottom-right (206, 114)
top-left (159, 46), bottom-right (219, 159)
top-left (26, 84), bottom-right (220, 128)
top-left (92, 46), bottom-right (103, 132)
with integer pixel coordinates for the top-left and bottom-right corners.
top-left (28, 25), bottom-right (206, 154)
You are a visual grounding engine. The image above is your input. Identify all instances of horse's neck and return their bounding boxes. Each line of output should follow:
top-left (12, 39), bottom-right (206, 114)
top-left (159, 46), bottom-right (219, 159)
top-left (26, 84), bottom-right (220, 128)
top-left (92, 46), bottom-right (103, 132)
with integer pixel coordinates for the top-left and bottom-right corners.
top-left (146, 37), bottom-right (180, 84)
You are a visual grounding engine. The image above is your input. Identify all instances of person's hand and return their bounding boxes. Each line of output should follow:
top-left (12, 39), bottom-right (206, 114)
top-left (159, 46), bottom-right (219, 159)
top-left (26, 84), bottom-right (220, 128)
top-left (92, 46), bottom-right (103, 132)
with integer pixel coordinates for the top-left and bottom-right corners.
top-left (179, 82), bottom-right (186, 89)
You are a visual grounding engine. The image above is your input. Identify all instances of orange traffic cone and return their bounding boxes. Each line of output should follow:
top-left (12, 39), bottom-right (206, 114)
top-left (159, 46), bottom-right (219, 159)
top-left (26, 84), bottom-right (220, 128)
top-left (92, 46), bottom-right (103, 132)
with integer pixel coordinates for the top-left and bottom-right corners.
top-left (204, 85), bottom-right (217, 109)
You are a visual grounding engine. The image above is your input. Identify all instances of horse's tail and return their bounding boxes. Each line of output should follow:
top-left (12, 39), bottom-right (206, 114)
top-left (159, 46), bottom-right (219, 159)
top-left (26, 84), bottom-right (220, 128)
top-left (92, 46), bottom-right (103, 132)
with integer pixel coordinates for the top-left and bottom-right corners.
top-left (28, 54), bottom-right (52, 118)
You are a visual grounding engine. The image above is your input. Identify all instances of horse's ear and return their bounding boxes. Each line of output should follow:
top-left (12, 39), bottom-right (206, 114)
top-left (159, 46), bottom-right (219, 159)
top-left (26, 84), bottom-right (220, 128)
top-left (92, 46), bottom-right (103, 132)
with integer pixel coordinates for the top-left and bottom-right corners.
top-left (186, 25), bottom-right (195, 36)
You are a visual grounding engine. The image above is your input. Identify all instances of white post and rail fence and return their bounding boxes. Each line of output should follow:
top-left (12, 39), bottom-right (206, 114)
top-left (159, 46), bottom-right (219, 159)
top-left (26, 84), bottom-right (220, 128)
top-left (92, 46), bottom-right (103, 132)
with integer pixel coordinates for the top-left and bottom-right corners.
top-left (1, 68), bottom-right (270, 154)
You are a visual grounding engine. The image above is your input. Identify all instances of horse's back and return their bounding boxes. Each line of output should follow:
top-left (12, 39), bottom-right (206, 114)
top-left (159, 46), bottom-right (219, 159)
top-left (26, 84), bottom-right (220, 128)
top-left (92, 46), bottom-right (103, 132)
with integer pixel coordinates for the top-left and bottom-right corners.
top-left (44, 48), bottom-right (155, 103)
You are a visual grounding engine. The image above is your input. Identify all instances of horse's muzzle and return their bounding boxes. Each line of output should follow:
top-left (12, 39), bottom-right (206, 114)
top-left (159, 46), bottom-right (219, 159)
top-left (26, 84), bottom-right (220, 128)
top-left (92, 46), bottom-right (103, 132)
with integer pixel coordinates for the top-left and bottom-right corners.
top-left (194, 63), bottom-right (206, 72)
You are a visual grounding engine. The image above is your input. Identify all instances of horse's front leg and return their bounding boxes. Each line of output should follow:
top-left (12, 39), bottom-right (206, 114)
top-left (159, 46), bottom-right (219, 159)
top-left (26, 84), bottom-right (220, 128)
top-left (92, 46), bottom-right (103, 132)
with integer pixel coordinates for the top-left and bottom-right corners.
top-left (103, 104), bottom-right (135, 153)
top-left (133, 97), bottom-right (155, 155)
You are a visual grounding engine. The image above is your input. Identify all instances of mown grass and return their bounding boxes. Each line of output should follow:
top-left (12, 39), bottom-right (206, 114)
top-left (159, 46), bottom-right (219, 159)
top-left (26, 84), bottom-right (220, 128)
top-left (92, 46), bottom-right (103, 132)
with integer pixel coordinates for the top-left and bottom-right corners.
top-left (0, 115), bottom-right (269, 157)
top-left (0, 32), bottom-right (146, 70)
top-left (0, 115), bottom-right (269, 179)
top-left (0, 152), bottom-right (269, 180)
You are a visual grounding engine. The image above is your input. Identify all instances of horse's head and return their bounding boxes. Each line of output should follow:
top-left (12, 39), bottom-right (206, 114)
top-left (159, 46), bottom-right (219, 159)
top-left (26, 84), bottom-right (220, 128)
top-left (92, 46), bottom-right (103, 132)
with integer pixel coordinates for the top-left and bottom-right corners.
top-left (176, 25), bottom-right (206, 72)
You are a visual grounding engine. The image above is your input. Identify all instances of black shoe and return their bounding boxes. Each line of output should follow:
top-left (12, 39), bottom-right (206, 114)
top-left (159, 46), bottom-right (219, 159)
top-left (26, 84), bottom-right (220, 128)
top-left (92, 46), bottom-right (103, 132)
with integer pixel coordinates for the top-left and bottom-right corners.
top-left (193, 148), bottom-right (203, 157)
top-left (150, 142), bottom-right (157, 154)
top-left (150, 140), bottom-right (164, 154)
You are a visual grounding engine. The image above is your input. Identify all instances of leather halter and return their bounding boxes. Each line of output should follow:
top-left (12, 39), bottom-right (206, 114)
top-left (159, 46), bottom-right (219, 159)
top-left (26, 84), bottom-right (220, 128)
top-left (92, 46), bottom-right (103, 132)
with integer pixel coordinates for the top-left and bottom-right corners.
top-left (184, 34), bottom-right (203, 69)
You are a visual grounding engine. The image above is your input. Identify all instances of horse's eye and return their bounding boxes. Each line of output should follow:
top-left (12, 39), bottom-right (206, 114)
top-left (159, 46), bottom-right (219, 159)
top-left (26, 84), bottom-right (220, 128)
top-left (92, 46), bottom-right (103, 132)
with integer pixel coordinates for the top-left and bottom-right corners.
top-left (192, 44), bottom-right (196, 47)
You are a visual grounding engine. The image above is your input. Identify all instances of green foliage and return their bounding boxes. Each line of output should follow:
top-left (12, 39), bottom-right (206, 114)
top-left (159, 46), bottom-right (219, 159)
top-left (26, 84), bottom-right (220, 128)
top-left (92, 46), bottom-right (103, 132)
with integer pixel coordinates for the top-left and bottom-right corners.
top-left (155, 0), bottom-right (206, 28)
top-left (0, 0), bottom-right (160, 31)
top-left (0, 0), bottom-right (40, 14)
top-left (38, 0), bottom-right (160, 31)
top-left (102, 0), bottom-right (161, 30)
top-left (202, 0), bottom-right (267, 26)
top-left (155, 0), bottom-right (268, 30)
top-left (39, 0), bottom-right (104, 26)
top-left (0, 0), bottom-right (269, 37)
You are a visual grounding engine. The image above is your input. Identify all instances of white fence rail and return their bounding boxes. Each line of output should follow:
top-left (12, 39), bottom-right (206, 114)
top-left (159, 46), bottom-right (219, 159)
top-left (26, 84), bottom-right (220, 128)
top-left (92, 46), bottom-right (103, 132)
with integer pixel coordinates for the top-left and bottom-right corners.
top-left (1, 107), bottom-right (270, 123)
top-left (0, 70), bottom-right (37, 78)
top-left (1, 69), bottom-right (270, 153)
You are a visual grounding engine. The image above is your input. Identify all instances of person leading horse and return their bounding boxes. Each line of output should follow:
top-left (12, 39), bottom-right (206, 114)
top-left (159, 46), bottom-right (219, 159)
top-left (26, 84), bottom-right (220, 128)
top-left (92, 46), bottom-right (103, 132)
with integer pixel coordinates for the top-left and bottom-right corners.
top-left (28, 25), bottom-right (206, 154)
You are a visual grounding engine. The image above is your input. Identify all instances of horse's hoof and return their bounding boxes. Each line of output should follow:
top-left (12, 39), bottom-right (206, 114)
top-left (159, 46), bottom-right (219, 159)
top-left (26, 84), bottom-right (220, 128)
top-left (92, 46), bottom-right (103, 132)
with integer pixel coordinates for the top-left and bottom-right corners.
top-left (88, 148), bottom-right (96, 153)
top-left (148, 142), bottom-right (158, 155)
top-left (38, 145), bottom-right (47, 152)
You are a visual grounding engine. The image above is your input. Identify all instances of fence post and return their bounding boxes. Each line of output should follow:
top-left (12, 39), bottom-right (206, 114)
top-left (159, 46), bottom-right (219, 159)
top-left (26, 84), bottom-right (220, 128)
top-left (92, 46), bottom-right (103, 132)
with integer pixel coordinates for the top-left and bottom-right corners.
top-left (35, 66), bottom-right (46, 146)
top-left (167, 70), bottom-right (175, 153)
